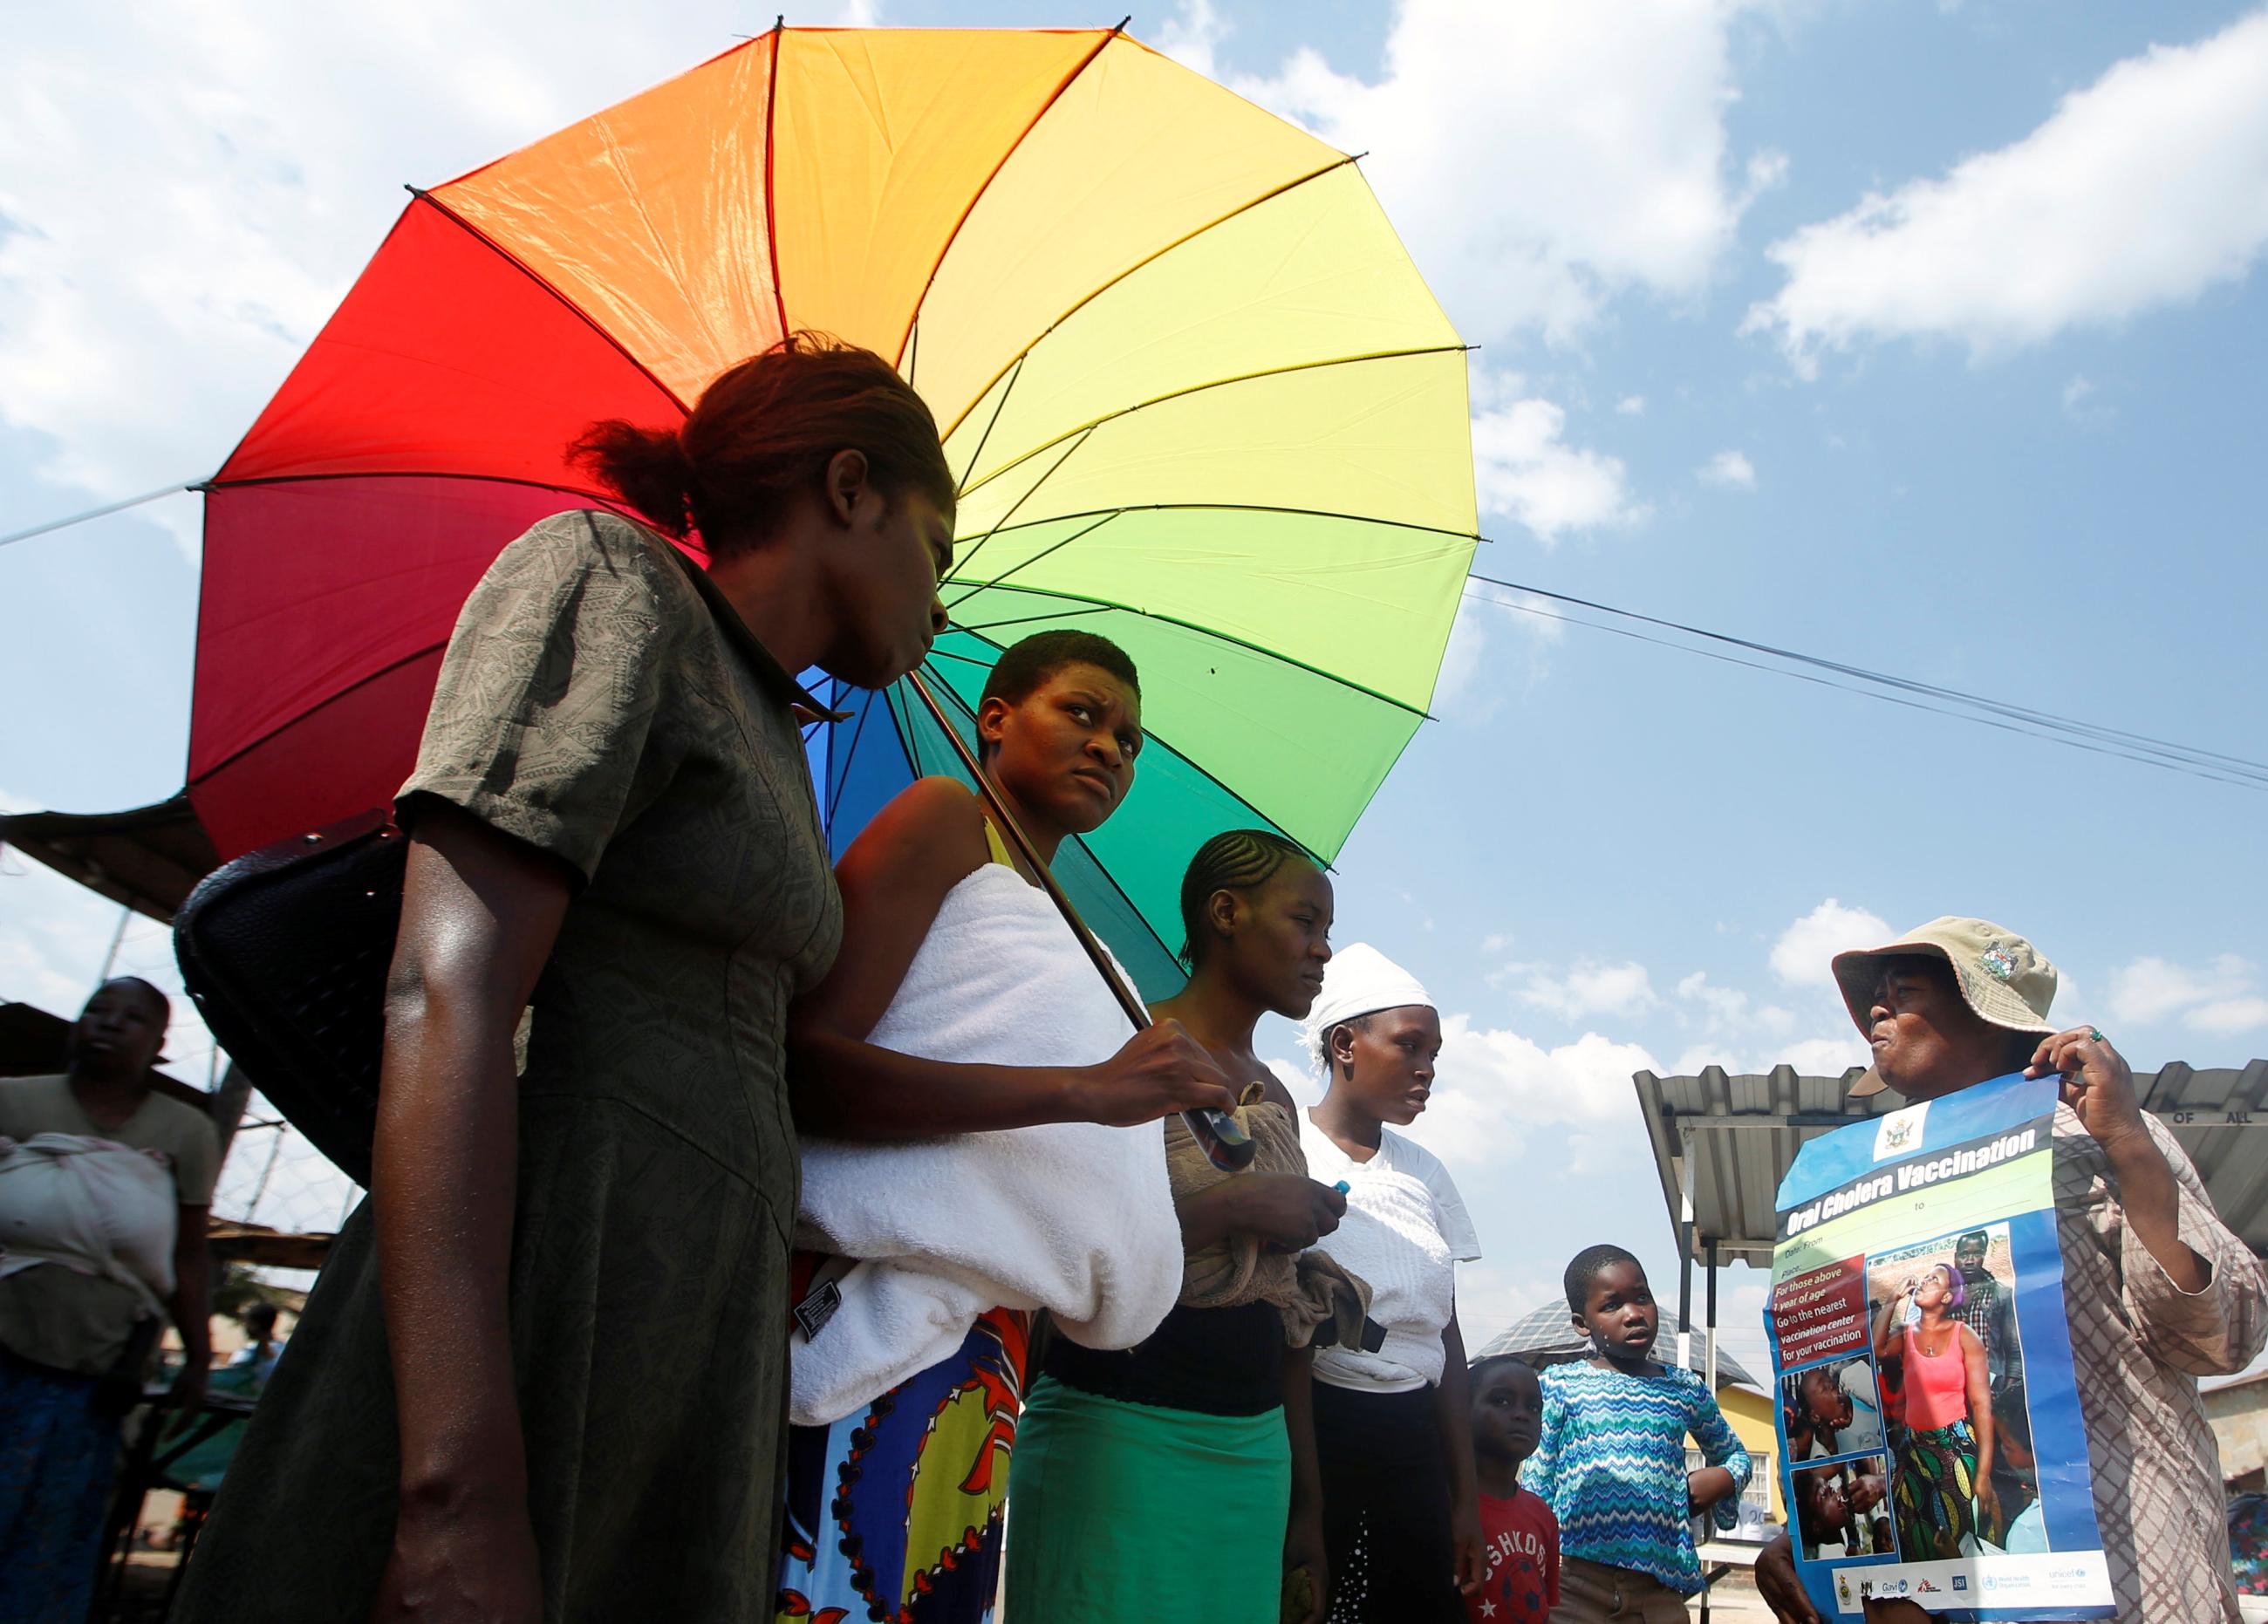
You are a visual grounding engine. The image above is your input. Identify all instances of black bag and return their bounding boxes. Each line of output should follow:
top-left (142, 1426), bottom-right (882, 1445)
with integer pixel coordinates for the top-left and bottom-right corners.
top-left (173, 809), bottom-right (405, 1188)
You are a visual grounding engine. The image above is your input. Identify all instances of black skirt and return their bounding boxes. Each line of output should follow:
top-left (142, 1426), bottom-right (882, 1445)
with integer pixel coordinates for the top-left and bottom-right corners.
top-left (1312, 1379), bottom-right (1464, 1623)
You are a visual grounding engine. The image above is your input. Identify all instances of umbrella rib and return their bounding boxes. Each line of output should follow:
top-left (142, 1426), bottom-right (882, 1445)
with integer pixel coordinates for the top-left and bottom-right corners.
top-left (763, 20), bottom-right (789, 340)
top-left (957, 500), bottom-right (1481, 547)
top-left (946, 425), bottom-right (1096, 586)
top-left (959, 344), bottom-right (1471, 502)
top-left (943, 580), bottom-right (1432, 722)
top-left (955, 355), bottom-right (1026, 495)
top-left (409, 192), bottom-right (692, 414)
top-left (932, 154), bottom-right (1362, 444)
top-left (951, 604), bottom-right (1117, 636)
top-left (891, 23), bottom-right (1126, 372)
top-left (188, 638), bottom-right (451, 788)
top-left (944, 508), bottom-right (1120, 614)
top-left (206, 470), bottom-right (631, 503)
top-left (823, 683), bottom-right (880, 824)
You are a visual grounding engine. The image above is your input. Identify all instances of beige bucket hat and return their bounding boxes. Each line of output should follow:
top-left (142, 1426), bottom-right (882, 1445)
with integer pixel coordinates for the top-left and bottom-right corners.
top-left (1831, 916), bottom-right (2058, 1097)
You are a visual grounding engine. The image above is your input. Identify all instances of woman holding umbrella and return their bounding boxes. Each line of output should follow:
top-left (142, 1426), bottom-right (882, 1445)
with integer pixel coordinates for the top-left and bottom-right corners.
top-left (181, 337), bottom-right (968, 1623)
top-left (774, 629), bottom-right (1239, 1624)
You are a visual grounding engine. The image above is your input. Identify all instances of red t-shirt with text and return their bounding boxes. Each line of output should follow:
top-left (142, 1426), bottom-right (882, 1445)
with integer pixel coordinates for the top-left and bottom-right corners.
top-left (1466, 1487), bottom-right (1559, 1624)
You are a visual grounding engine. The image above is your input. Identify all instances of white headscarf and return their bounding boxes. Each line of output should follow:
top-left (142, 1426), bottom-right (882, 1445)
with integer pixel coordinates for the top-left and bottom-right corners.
top-left (1299, 942), bottom-right (1435, 1077)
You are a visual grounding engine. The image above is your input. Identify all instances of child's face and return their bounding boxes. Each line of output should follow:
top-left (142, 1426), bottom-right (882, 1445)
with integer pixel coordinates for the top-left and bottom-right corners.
top-left (1801, 1367), bottom-right (1854, 1429)
top-left (1574, 1259), bottom-right (1659, 1362)
top-left (1470, 1361), bottom-right (1543, 1464)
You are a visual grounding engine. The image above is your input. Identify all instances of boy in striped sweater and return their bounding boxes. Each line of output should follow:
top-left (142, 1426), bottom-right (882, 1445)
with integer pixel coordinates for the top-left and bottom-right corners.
top-left (1524, 1245), bottom-right (1750, 1623)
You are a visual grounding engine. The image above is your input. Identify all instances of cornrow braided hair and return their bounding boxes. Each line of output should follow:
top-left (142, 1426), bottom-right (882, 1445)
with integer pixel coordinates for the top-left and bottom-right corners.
top-left (1563, 1243), bottom-right (1642, 1313)
top-left (1177, 828), bottom-right (1313, 969)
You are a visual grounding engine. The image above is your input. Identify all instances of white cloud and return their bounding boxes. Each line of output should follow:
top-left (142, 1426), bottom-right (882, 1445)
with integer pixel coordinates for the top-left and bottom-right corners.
top-left (1507, 959), bottom-right (1658, 1020)
top-left (1616, 394), bottom-right (1647, 416)
top-left (1697, 448), bottom-right (1757, 490)
top-left (1675, 970), bottom-right (1795, 1039)
top-left (1746, 11), bottom-right (2268, 369)
top-left (2061, 374), bottom-right (2115, 428)
top-left (1190, 0), bottom-right (1776, 346)
top-left (1770, 898), bottom-right (1892, 989)
top-left (2107, 954), bottom-right (2268, 1036)
top-left (1670, 1033), bottom-right (1870, 1079)
top-left (1431, 591), bottom-right (1564, 722)
top-left (1401, 1015), bottom-right (1660, 1170)
top-left (1472, 398), bottom-right (1646, 542)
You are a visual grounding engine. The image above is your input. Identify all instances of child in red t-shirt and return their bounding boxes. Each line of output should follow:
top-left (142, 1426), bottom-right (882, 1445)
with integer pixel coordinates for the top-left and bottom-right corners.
top-left (1466, 1354), bottom-right (1560, 1624)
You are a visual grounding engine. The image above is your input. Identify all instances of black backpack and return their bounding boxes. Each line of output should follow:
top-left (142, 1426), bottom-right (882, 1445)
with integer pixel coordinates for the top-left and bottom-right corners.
top-left (174, 808), bottom-right (404, 1187)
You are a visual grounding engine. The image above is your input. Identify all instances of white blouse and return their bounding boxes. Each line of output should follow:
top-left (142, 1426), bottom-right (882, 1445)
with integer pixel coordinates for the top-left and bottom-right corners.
top-left (1299, 1117), bottom-right (1481, 1392)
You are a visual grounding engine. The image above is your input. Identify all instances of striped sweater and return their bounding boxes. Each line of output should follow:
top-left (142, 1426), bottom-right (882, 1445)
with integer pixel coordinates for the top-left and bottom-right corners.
top-left (1524, 1360), bottom-right (1751, 1595)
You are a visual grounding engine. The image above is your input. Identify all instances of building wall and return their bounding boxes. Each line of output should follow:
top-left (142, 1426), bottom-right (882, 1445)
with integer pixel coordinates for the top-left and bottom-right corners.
top-left (1684, 1382), bottom-right (1781, 1531)
top-left (2206, 1378), bottom-right (2268, 1489)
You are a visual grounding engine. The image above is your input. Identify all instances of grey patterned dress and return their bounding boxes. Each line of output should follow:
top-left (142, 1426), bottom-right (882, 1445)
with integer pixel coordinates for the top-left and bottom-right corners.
top-left (2051, 1106), bottom-right (2266, 1622)
top-left (178, 511), bottom-right (843, 1621)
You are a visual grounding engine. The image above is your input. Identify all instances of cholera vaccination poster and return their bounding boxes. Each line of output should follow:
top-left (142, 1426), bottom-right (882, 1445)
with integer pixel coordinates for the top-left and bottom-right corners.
top-left (1766, 1073), bottom-right (2111, 1619)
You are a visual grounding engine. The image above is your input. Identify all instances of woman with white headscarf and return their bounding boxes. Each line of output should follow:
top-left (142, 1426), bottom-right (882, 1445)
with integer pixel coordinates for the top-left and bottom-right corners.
top-left (1300, 944), bottom-right (1485, 1621)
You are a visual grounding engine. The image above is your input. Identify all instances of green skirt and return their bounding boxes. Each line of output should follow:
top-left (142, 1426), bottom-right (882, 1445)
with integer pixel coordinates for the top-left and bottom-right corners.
top-left (1004, 1375), bottom-right (1289, 1622)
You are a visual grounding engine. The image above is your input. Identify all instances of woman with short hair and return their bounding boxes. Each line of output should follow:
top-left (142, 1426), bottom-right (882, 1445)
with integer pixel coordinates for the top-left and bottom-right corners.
top-left (1755, 917), bottom-right (2268, 1624)
top-left (0, 977), bottom-right (217, 1623)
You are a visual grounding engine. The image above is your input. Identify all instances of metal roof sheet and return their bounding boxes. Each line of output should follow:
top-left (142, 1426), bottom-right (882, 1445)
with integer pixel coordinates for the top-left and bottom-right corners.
top-left (1472, 1300), bottom-right (1760, 1389)
top-left (1635, 1061), bottom-right (2268, 1261)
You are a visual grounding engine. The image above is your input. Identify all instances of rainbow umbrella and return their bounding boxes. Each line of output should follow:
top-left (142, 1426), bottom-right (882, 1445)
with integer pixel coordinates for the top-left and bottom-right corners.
top-left (191, 24), bottom-right (1477, 994)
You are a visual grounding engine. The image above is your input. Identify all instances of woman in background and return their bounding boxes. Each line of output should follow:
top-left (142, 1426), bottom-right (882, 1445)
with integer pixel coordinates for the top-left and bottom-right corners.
top-left (1, 978), bottom-right (217, 1623)
top-left (1299, 944), bottom-right (1486, 1621)
top-left (1008, 829), bottom-right (1352, 1623)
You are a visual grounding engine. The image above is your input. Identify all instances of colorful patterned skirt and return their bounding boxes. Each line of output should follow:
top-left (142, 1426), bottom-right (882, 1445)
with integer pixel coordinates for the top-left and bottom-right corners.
top-left (777, 1306), bottom-right (1030, 1624)
top-left (0, 1351), bottom-right (122, 1624)
top-left (1891, 1419), bottom-right (1978, 1560)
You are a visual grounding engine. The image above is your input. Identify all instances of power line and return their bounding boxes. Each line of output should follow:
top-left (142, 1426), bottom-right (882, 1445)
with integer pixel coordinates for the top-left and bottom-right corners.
top-left (1463, 570), bottom-right (2268, 793)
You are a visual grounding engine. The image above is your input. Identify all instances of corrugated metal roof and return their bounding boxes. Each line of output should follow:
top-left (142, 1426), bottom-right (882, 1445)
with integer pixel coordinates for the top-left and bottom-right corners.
top-left (1472, 1300), bottom-right (1759, 1389)
top-left (1635, 1061), bottom-right (2268, 1261)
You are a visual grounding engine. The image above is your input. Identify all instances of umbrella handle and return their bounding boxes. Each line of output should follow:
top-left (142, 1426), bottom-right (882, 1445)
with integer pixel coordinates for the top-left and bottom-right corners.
top-left (901, 670), bottom-right (1255, 1172)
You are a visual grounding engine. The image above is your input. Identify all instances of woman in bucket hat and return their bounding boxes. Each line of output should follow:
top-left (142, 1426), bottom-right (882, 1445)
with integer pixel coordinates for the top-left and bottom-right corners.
top-left (1756, 917), bottom-right (2266, 1624)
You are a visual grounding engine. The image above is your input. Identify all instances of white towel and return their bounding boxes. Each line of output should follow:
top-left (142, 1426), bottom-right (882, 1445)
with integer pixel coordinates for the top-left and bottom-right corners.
top-left (0, 1131), bottom-right (179, 1314)
top-left (790, 861), bottom-right (1183, 1426)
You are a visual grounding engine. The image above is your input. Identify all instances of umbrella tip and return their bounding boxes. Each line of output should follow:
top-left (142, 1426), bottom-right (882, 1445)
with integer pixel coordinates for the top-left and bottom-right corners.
top-left (1113, 14), bottom-right (1131, 32)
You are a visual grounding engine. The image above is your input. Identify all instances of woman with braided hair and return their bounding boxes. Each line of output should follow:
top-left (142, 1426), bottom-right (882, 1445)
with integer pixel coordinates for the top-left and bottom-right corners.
top-left (1006, 829), bottom-right (1352, 1622)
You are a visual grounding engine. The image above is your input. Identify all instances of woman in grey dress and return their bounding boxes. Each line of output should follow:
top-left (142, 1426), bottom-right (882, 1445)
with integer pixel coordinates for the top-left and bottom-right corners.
top-left (180, 336), bottom-right (958, 1622)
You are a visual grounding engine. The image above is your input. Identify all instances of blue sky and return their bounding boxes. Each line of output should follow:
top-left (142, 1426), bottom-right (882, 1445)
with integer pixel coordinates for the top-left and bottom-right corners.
top-left (4, 0), bottom-right (2266, 1367)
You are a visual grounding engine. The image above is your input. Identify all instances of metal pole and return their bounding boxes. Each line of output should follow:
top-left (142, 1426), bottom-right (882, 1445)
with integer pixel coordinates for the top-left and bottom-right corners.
top-left (1677, 1125), bottom-right (1696, 1376)
top-left (899, 669), bottom-right (1253, 1170)
top-left (1705, 1238), bottom-right (1720, 1393)
top-left (97, 902), bottom-right (132, 982)
top-left (208, 1060), bottom-right (256, 1163)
